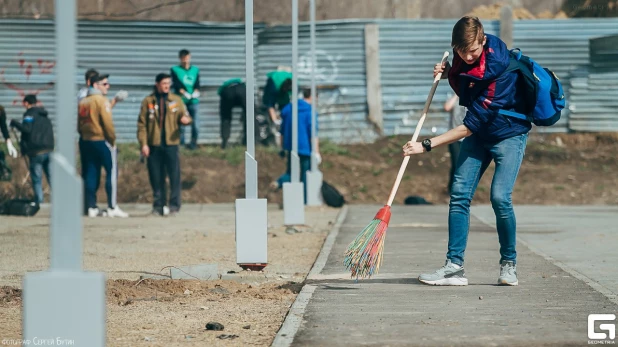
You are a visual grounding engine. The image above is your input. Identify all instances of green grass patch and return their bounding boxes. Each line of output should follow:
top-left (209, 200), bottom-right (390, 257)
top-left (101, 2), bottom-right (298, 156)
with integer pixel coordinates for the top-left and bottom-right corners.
top-left (320, 140), bottom-right (350, 156)
top-left (117, 143), bottom-right (142, 163)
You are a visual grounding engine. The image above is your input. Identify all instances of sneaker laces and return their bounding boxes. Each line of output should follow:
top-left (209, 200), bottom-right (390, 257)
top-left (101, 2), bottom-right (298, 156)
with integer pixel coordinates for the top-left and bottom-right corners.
top-left (434, 260), bottom-right (458, 275)
top-left (500, 262), bottom-right (515, 277)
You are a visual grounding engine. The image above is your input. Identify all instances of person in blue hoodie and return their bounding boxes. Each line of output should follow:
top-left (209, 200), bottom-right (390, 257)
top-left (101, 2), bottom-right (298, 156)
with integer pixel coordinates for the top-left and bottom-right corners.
top-left (273, 88), bottom-right (320, 203)
top-left (402, 16), bottom-right (531, 287)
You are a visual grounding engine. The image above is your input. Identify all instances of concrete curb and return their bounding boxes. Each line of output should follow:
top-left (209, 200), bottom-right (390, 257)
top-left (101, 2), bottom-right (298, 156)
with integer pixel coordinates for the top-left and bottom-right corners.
top-left (307, 205), bottom-right (348, 279)
top-left (271, 205), bottom-right (348, 347)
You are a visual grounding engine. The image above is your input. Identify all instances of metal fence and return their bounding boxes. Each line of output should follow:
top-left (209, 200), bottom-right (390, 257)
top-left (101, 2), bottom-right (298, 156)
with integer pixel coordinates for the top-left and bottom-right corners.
top-left (1, 18), bottom-right (617, 145)
top-left (256, 20), bottom-right (377, 144)
top-left (0, 19), bottom-right (262, 143)
top-left (377, 19), bottom-right (500, 137)
top-left (513, 19), bottom-right (618, 133)
top-left (568, 33), bottom-right (618, 132)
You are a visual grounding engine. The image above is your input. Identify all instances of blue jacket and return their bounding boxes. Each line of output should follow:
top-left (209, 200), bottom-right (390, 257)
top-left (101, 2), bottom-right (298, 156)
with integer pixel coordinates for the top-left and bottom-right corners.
top-left (280, 99), bottom-right (317, 156)
top-left (448, 34), bottom-right (531, 143)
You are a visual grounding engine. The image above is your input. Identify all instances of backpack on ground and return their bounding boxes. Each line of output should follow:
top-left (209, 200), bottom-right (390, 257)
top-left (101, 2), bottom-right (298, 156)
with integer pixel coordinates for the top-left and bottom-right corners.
top-left (0, 199), bottom-right (40, 217)
top-left (499, 48), bottom-right (566, 126)
top-left (321, 180), bottom-right (345, 208)
top-left (404, 195), bottom-right (432, 205)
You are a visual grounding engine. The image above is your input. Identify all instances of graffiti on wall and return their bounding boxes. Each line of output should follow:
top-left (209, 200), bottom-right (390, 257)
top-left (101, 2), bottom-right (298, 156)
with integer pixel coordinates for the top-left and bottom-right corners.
top-left (297, 49), bottom-right (342, 83)
top-left (0, 52), bottom-right (55, 106)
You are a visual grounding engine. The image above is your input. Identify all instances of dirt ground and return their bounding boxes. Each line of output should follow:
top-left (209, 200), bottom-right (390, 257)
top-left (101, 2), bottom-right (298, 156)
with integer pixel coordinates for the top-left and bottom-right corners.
top-left (2, 133), bottom-right (616, 207)
top-left (0, 204), bottom-right (340, 346)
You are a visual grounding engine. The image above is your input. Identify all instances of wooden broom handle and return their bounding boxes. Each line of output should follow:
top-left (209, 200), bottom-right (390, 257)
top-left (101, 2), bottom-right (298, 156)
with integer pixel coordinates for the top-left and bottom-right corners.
top-left (386, 51), bottom-right (450, 207)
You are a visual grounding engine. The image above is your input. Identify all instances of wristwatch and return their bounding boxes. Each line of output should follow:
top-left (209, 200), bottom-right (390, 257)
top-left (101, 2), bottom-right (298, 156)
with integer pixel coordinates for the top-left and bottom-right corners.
top-left (421, 139), bottom-right (432, 152)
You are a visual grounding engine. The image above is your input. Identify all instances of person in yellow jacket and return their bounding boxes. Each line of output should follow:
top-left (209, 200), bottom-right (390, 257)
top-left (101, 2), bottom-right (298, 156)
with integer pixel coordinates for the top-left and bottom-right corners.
top-left (138, 73), bottom-right (192, 216)
top-left (78, 73), bottom-right (129, 218)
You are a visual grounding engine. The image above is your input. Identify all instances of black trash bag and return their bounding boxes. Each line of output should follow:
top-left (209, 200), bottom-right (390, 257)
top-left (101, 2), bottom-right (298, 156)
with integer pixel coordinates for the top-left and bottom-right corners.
top-left (0, 199), bottom-right (40, 217)
top-left (321, 180), bottom-right (345, 208)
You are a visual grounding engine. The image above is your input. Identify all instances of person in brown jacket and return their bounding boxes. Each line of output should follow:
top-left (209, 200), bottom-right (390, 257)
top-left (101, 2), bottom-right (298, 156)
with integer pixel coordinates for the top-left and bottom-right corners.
top-left (78, 73), bottom-right (129, 218)
top-left (138, 73), bottom-right (192, 216)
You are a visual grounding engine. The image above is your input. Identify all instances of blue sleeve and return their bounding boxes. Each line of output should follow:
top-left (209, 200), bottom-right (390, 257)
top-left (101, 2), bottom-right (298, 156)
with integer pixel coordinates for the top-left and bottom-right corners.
top-left (462, 110), bottom-right (480, 134)
top-left (280, 104), bottom-right (291, 151)
top-left (280, 104), bottom-right (291, 126)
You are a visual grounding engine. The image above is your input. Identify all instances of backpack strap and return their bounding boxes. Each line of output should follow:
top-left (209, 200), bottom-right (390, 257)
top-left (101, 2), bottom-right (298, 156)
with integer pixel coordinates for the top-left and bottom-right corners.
top-left (498, 48), bottom-right (536, 121)
top-left (498, 109), bottom-right (529, 121)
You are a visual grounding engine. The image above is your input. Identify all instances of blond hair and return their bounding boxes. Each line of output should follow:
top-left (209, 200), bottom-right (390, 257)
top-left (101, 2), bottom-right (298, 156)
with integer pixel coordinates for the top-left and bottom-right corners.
top-left (451, 16), bottom-right (485, 53)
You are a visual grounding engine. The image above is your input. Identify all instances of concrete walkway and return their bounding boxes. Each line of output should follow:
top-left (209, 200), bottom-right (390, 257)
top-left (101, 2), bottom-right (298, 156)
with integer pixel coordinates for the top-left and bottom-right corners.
top-left (280, 205), bottom-right (618, 346)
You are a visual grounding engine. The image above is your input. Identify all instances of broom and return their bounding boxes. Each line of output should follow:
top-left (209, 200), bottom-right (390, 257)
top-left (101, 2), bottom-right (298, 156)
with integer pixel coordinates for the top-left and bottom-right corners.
top-left (343, 51), bottom-right (450, 279)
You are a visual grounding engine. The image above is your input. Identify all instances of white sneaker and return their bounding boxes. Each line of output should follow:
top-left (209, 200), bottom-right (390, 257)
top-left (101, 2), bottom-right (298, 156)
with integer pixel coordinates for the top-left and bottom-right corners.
top-left (418, 260), bottom-right (469, 286)
top-left (106, 206), bottom-right (129, 218)
top-left (163, 206), bottom-right (170, 216)
top-left (87, 207), bottom-right (101, 218)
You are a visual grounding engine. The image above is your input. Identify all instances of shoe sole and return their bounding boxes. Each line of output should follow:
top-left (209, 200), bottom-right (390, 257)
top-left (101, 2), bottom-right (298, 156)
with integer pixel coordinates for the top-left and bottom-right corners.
top-left (498, 280), bottom-right (519, 286)
top-left (419, 277), bottom-right (469, 286)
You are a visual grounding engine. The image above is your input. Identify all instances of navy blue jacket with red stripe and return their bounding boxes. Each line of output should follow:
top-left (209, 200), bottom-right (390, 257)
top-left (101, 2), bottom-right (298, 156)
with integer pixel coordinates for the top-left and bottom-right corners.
top-left (448, 34), bottom-right (531, 143)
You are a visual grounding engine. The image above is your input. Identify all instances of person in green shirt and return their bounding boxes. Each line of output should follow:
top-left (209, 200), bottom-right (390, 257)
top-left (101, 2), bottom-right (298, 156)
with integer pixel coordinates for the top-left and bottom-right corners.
top-left (262, 70), bottom-right (292, 125)
top-left (171, 49), bottom-right (201, 150)
top-left (218, 78), bottom-right (245, 149)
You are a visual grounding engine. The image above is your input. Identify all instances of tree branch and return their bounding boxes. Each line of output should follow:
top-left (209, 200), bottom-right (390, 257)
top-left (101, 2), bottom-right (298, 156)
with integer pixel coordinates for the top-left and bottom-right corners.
top-left (81, 0), bottom-right (194, 18)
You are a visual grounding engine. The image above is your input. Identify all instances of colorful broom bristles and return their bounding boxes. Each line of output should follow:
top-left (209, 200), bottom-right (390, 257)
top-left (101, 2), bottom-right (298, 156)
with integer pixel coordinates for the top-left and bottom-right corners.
top-left (343, 206), bottom-right (391, 279)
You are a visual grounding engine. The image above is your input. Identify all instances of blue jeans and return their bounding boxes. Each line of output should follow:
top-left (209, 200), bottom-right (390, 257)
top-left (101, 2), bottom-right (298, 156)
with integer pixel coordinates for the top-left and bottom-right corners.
top-left (277, 153), bottom-right (311, 204)
top-left (180, 103), bottom-right (199, 146)
top-left (79, 139), bottom-right (118, 211)
top-left (29, 152), bottom-right (51, 203)
top-left (447, 133), bottom-right (528, 266)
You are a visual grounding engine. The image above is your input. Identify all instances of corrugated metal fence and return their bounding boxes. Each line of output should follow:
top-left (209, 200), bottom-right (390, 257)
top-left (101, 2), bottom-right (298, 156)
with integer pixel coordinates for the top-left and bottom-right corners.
top-left (0, 19), bottom-right (261, 143)
top-left (256, 20), bottom-right (378, 143)
top-left (1, 18), bottom-right (617, 144)
top-left (513, 19), bottom-right (618, 132)
top-left (568, 33), bottom-right (618, 131)
top-left (377, 19), bottom-right (500, 136)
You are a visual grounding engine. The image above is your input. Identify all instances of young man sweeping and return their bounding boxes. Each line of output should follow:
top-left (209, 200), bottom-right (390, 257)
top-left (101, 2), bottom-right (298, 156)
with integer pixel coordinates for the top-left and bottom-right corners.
top-left (402, 16), bottom-right (531, 286)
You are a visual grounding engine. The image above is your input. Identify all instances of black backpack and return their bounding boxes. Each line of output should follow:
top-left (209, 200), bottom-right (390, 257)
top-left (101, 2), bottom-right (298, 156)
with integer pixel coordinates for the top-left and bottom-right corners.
top-left (321, 180), bottom-right (345, 208)
top-left (0, 199), bottom-right (40, 216)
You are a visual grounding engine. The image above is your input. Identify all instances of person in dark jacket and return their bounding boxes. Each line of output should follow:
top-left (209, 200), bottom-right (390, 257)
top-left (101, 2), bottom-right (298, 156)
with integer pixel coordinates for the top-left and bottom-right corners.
top-left (10, 95), bottom-right (55, 203)
top-left (138, 73), bottom-right (192, 216)
top-left (402, 16), bottom-right (530, 287)
top-left (218, 78), bottom-right (246, 149)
